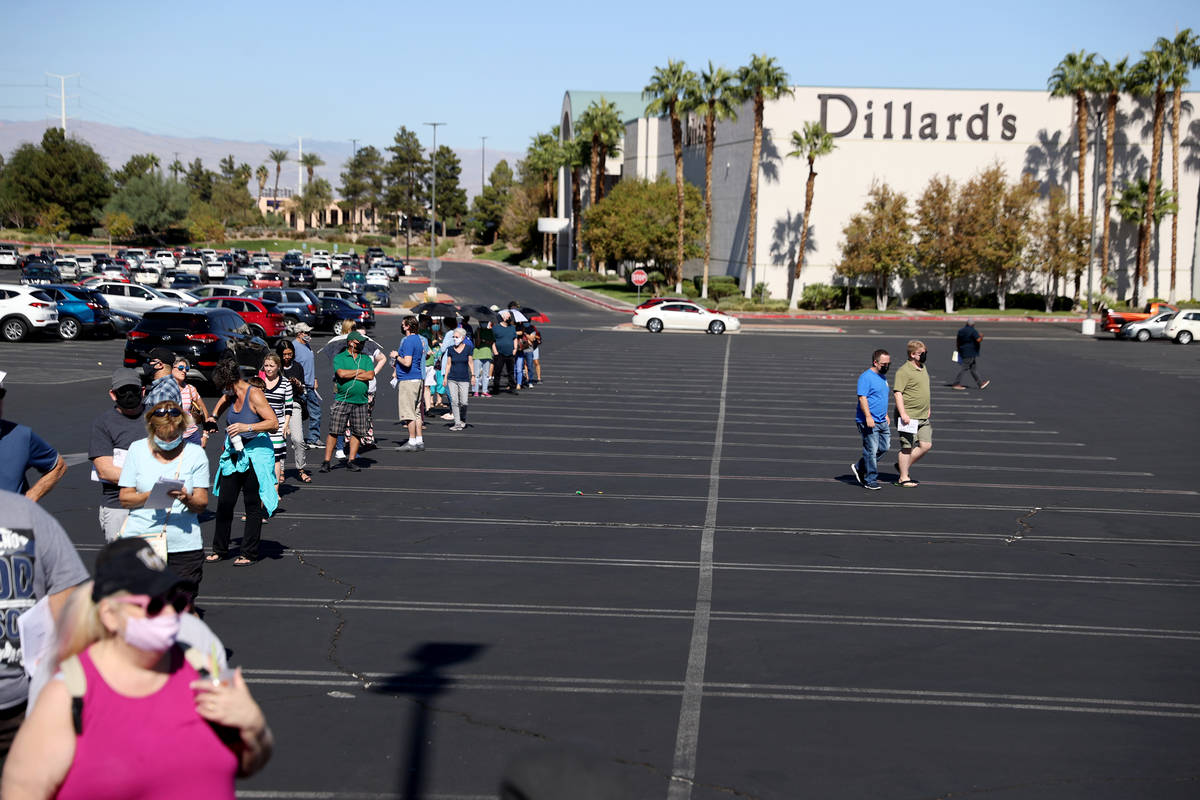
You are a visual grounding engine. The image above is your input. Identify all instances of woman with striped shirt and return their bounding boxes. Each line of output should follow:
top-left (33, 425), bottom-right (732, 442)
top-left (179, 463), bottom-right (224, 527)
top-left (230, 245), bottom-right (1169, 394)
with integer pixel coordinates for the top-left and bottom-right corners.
top-left (258, 353), bottom-right (292, 485)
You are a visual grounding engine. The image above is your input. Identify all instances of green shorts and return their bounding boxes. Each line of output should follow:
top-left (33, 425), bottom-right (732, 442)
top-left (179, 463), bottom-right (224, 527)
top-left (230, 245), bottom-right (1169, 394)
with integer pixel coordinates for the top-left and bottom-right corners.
top-left (898, 418), bottom-right (932, 450)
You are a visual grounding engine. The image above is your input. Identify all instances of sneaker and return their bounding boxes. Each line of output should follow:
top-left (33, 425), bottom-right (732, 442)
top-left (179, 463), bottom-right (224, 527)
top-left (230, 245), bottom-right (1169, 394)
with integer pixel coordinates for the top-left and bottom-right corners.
top-left (306, 442), bottom-right (323, 450)
top-left (334, 449), bottom-right (346, 460)
top-left (440, 413), bottom-right (453, 420)
top-left (979, 380), bottom-right (991, 389)
top-left (318, 461), bottom-right (332, 473)
top-left (864, 482), bottom-right (882, 491)
top-left (950, 384), bottom-right (967, 391)
top-left (850, 462), bottom-right (865, 487)
top-left (450, 423), bottom-right (465, 431)
top-left (346, 460), bottom-right (361, 472)
top-left (481, 392), bottom-right (491, 398)
top-left (396, 442), bottom-right (419, 452)
top-left (414, 443), bottom-right (425, 451)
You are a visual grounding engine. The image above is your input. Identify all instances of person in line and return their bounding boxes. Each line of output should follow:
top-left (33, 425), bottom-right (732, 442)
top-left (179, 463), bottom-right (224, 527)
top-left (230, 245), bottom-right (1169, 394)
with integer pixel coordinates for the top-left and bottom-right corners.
top-left (257, 354), bottom-right (292, 486)
top-left (291, 324), bottom-right (322, 447)
top-left (850, 349), bottom-right (891, 491)
top-left (893, 340), bottom-right (932, 488)
top-left (0, 490), bottom-right (89, 767)
top-left (172, 357), bottom-right (210, 447)
top-left (1, 539), bottom-right (273, 798)
top-left (514, 322), bottom-right (530, 388)
top-left (323, 321), bottom-right (387, 459)
top-left (390, 316), bottom-right (427, 453)
top-left (143, 348), bottom-right (183, 408)
top-left (89, 369), bottom-right (148, 541)
top-left (491, 312), bottom-right (520, 395)
top-left (472, 321), bottom-right (494, 397)
top-left (524, 323), bottom-right (543, 386)
top-left (116, 401), bottom-right (210, 587)
top-left (207, 361), bottom-right (279, 567)
top-left (0, 372), bottom-right (67, 502)
top-left (277, 342), bottom-right (311, 483)
top-left (951, 318), bottom-right (990, 390)
top-left (444, 327), bottom-right (475, 431)
top-left (319, 332), bottom-right (373, 473)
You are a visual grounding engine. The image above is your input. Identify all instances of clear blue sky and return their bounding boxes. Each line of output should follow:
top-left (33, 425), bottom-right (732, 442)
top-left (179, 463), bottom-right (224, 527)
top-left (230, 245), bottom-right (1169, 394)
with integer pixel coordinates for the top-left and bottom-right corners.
top-left (2, 0), bottom-right (1197, 155)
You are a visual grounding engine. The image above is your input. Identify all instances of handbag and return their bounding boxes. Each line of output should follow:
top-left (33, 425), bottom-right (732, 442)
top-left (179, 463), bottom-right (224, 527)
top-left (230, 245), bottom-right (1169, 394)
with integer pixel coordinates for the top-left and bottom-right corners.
top-left (118, 456), bottom-right (183, 562)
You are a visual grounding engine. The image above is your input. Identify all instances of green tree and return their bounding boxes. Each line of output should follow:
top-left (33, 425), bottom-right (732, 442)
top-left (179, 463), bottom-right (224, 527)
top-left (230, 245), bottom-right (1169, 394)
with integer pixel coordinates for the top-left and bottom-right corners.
top-left (0, 128), bottom-right (113, 231)
top-left (957, 165), bottom-right (1040, 309)
top-left (1048, 50), bottom-right (1097, 220)
top-left (169, 159), bottom-right (184, 183)
top-left (268, 148), bottom-right (289, 207)
top-left (785, 122), bottom-right (837, 309)
top-left (737, 54), bottom-right (793, 297)
top-left (835, 182), bottom-right (915, 310)
top-left (299, 152), bottom-right (325, 187)
top-left (184, 158), bottom-right (214, 202)
top-left (210, 178), bottom-right (257, 228)
top-left (292, 177), bottom-right (333, 229)
top-left (576, 98), bottom-right (622, 210)
top-left (1128, 50), bottom-right (1171, 290)
top-left (339, 145), bottom-right (384, 232)
top-left (186, 203), bottom-right (225, 244)
top-left (35, 203), bottom-right (70, 241)
top-left (102, 210), bottom-right (135, 245)
top-left (433, 145), bottom-right (467, 233)
top-left (0, 143), bottom-right (42, 228)
top-left (1157, 29), bottom-right (1200, 302)
top-left (1035, 187), bottom-right (1090, 310)
top-left (113, 154), bottom-right (161, 187)
top-left (522, 130), bottom-right (565, 262)
top-left (255, 165), bottom-right (269, 203)
top-left (1116, 179), bottom-right (1177, 305)
top-left (469, 160), bottom-right (513, 244)
top-left (645, 60), bottom-right (700, 291)
top-left (384, 126), bottom-right (429, 235)
top-left (914, 175), bottom-right (967, 312)
top-left (102, 172), bottom-right (191, 236)
top-left (499, 184), bottom-right (539, 254)
top-left (218, 154), bottom-right (237, 181)
top-left (1092, 56), bottom-right (1130, 287)
top-left (685, 61), bottom-right (740, 298)
top-left (562, 138), bottom-right (589, 264)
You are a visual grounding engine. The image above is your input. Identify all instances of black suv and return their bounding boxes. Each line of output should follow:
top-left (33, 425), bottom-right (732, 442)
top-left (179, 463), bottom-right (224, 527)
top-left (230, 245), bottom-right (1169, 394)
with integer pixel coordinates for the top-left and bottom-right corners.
top-left (123, 307), bottom-right (270, 384)
top-left (288, 267), bottom-right (316, 289)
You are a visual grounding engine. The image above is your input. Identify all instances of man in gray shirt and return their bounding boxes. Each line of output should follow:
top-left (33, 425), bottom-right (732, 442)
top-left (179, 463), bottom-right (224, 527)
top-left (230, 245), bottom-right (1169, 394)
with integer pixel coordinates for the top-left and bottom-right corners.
top-left (88, 369), bottom-right (148, 541)
top-left (0, 490), bottom-right (89, 763)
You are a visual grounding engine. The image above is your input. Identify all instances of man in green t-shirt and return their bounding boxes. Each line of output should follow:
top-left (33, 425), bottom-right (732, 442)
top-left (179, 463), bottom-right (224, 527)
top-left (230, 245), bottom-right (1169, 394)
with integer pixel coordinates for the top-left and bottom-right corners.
top-left (892, 339), bottom-right (932, 487)
top-left (319, 332), bottom-right (373, 473)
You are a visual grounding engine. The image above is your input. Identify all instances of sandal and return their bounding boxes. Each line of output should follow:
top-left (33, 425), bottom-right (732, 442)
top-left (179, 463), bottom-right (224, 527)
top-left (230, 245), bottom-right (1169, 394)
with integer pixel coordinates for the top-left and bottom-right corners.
top-left (298, 470), bottom-right (312, 483)
top-left (205, 553), bottom-right (228, 563)
top-left (894, 479), bottom-right (920, 487)
top-left (233, 556), bottom-right (255, 566)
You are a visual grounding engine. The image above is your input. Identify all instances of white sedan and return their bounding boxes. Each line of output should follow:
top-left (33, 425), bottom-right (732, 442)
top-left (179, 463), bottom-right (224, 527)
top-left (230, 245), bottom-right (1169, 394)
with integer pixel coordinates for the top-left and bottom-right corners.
top-left (632, 301), bottom-right (741, 334)
top-left (310, 259), bottom-right (333, 281)
top-left (133, 264), bottom-right (162, 286)
top-left (1165, 309), bottom-right (1200, 344)
top-left (365, 269), bottom-right (390, 288)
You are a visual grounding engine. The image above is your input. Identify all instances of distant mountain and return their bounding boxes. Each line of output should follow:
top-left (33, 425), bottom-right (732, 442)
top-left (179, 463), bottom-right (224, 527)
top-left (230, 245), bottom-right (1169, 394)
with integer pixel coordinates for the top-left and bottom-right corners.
top-left (0, 119), bottom-right (520, 200)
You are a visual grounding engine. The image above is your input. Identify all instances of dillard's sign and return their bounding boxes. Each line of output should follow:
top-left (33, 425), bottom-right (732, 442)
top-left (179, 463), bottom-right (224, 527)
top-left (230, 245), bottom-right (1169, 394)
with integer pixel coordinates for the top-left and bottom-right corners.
top-left (818, 94), bottom-right (1018, 142)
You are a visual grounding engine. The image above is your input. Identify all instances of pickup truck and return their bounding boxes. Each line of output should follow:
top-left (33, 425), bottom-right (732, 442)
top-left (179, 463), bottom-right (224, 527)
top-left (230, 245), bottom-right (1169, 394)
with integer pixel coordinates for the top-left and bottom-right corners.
top-left (1100, 301), bottom-right (1180, 334)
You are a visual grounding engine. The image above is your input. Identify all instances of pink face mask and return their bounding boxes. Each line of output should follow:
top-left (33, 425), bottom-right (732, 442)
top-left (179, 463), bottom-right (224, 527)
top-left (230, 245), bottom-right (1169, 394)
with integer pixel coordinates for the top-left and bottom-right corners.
top-left (123, 613), bottom-right (181, 652)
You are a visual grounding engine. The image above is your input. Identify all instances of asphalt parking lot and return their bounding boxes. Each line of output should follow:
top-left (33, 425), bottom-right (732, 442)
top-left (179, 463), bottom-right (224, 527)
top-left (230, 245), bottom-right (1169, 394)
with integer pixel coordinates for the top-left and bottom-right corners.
top-left (4, 261), bottom-right (1199, 799)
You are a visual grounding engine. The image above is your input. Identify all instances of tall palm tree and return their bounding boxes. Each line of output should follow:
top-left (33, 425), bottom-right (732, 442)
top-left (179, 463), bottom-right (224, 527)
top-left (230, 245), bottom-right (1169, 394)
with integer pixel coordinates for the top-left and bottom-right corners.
top-left (1048, 50), bottom-right (1097, 223)
top-left (169, 159), bottom-right (184, 182)
top-left (1116, 179), bottom-right (1177, 306)
top-left (577, 98), bottom-right (622, 208)
top-left (645, 60), bottom-right (699, 292)
top-left (685, 61), bottom-right (740, 299)
top-left (737, 54), bottom-right (793, 298)
top-left (1092, 56), bottom-right (1129, 289)
top-left (1157, 29), bottom-right (1199, 302)
top-left (593, 107), bottom-right (623, 204)
top-left (785, 122), bottom-right (837, 310)
top-left (268, 149), bottom-right (289, 210)
top-left (1128, 52), bottom-right (1170, 293)
top-left (299, 152), bottom-right (325, 186)
top-left (255, 165), bottom-right (269, 203)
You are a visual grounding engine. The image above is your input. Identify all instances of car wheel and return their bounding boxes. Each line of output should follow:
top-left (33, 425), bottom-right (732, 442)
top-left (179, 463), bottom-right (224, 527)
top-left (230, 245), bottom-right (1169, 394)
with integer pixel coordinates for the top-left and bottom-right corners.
top-left (708, 320), bottom-right (726, 335)
top-left (646, 318), bottom-right (664, 333)
top-left (248, 325), bottom-right (266, 339)
top-left (2, 317), bottom-right (29, 342)
top-left (1177, 330), bottom-right (1194, 345)
top-left (332, 319), bottom-right (344, 335)
top-left (1135, 329), bottom-right (1151, 342)
top-left (58, 316), bottom-right (81, 340)
top-left (284, 315), bottom-right (299, 328)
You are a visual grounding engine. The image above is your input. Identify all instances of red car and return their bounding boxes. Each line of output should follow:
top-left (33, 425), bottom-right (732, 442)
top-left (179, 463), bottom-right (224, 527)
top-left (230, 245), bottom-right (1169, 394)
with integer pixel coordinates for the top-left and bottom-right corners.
top-left (635, 297), bottom-right (689, 310)
top-left (252, 271), bottom-right (284, 288)
top-left (191, 296), bottom-right (286, 339)
top-left (77, 274), bottom-right (128, 286)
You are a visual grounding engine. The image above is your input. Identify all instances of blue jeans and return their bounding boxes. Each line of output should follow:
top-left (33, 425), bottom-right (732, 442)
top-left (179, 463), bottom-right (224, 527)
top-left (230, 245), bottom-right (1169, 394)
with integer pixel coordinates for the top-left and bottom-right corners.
top-left (306, 388), bottom-right (322, 444)
top-left (856, 420), bottom-right (890, 485)
top-left (474, 358), bottom-right (491, 391)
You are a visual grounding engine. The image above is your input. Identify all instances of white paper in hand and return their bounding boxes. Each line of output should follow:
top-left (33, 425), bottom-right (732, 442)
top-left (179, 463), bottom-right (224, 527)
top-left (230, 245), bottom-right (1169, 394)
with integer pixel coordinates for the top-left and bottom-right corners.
top-left (898, 418), bottom-right (919, 434)
top-left (145, 477), bottom-right (185, 509)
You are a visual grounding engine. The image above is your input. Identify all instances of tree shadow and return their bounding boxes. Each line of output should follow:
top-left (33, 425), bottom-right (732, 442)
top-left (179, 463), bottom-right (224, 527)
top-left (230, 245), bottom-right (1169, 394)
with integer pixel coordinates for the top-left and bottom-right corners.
top-left (1023, 129), bottom-right (1073, 197)
top-left (368, 642), bottom-right (486, 800)
top-left (769, 210), bottom-right (818, 300)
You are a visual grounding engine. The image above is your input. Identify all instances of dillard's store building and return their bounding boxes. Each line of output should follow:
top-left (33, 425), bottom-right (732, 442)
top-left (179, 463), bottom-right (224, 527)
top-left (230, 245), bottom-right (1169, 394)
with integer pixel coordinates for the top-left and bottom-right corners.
top-left (557, 86), bottom-right (1200, 304)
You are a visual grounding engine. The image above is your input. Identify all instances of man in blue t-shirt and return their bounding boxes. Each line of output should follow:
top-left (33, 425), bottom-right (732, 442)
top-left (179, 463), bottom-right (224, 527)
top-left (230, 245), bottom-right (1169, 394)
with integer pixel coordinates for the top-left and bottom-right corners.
top-left (850, 349), bottom-right (891, 490)
top-left (491, 313), bottom-right (519, 394)
top-left (389, 316), bottom-right (428, 452)
top-left (0, 374), bottom-right (66, 502)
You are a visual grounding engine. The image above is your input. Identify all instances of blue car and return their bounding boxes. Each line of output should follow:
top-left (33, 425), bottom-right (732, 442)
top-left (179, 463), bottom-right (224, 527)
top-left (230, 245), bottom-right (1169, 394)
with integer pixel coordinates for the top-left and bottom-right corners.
top-left (41, 284), bottom-right (114, 340)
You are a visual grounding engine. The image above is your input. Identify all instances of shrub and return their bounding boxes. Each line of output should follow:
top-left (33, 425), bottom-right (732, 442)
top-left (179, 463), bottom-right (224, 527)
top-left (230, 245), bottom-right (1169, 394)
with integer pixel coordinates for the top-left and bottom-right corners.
top-left (491, 241), bottom-right (507, 251)
top-left (358, 234), bottom-right (391, 246)
top-left (472, 245), bottom-right (485, 255)
top-left (800, 283), bottom-right (840, 310)
top-left (553, 270), bottom-right (602, 282)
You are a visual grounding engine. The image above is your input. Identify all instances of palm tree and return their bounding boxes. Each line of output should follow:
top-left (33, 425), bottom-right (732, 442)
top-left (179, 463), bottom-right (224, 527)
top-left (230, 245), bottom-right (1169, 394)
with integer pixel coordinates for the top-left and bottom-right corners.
top-left (684, 61), bottom-right (740, 299)
top-left (300, 152), bottom-right (325, 186)
top-left (593, 107), bottom-right (623, 204)
top-left (737, 54), bottom-right (793, 298)
top-left (785, 122), bottom-right (837, 310)
top-left (1048, 50), bottom-right (1097, 222)
top-left (255, 165), bottom-right (269, 203)
top-left (1128, 51), bottom-right (1170, 293)
top-left (267, 149), bottom-right (288, 210)
top-left (169, 159), bottom-right (184, 182)
top-left (645, 60), bottom-right (699, 292)
top-left (1092, 56), bottom-right (1129, 288)
top-left (577, 98), bottom-right (622, 208)
top-left (1157, 29), bottom-right (1199, 302)
top-left (1116, 179), bottom-right (1177, 306)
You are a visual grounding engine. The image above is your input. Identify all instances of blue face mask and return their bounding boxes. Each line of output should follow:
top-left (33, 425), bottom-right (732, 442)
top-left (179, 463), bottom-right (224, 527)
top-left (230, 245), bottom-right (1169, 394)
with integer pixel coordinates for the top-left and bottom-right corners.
top-left (154, 434), bottom-right (184, 451)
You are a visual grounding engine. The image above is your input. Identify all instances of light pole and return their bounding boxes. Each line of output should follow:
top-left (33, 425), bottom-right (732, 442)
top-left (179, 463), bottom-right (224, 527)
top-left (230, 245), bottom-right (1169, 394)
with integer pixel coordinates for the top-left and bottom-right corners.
top-left (480, 135), bottom-right (487, 196)
top-left (1086, 105), bottom-right (1103, 318)
top-left (424, 122), bottom-right (444, 261)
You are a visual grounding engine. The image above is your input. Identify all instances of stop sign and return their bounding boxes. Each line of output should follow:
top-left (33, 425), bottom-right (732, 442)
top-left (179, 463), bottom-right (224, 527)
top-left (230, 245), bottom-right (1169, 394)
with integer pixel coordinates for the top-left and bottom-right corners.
top-left (631, 269), bottom-right (648, 287)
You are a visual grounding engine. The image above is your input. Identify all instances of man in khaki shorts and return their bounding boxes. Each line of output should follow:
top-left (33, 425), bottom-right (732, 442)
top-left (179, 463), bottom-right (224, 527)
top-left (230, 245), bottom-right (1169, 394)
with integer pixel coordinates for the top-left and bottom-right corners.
top-left (389, 316), bottom-right (427, 452)
top-left (893, 339), bottom-right (932, 487)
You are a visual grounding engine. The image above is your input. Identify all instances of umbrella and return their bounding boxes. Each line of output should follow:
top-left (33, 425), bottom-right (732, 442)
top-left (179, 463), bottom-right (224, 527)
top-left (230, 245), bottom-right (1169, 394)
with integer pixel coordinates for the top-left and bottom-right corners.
top-left (410, 301), bottom-right (460, 317)
top-left (520, 307), bottom-right (550, 323)
top-left (502, 308), bottom-right (529, 323)
top-left (460, 304), bottom-right (501, 323)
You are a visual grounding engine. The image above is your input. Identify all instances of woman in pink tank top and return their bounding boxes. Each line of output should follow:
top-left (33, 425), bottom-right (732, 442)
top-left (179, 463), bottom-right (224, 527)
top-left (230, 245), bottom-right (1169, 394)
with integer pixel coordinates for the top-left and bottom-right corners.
top-left (0, 539), bottom-right (273, 799)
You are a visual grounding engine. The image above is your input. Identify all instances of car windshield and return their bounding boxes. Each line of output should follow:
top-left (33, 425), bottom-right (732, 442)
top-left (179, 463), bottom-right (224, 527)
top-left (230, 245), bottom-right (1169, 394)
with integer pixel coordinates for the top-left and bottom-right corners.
top-left (138, 313), bottom-right (210, 332)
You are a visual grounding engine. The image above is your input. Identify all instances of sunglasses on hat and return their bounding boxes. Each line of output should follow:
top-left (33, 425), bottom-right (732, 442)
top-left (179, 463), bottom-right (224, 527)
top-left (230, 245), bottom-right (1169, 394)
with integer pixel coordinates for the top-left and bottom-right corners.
top-left (111, 588), bottom-right (193, 616)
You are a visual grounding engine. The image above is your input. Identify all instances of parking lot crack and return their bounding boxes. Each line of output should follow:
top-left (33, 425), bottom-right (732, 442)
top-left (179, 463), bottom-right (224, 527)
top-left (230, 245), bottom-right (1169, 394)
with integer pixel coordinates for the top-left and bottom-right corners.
top-left (290, 549), bottom-right (370, 686)
top-left (1004, 506), bottom-right (1041, 544)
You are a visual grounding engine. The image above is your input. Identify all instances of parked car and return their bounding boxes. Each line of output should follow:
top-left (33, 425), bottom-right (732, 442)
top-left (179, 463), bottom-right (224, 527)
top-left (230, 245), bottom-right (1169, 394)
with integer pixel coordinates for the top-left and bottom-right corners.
top-left (107, 309), bottom-right (141, 337)
top-left (154, 250), bottom-right (176, 269)
top-left (252, 271), bottom-right (284, 289)
top-left (123, 307), bottom-right (270, 383)
top-left (222, 274), bottom-right (252, 290)
top-left (376, 258), bottom-right (401, 280)
top-left (362, 287), bottom-right (391, 308)
top-left (156, 287), bottom-right (199, 304)
top-left (202, 261), bottom-right (228, 281)
top-left (177, 257), bottom-right (204, 276)
top-left (242, 288), bottom-right (321, 328)
top-left (100, 262), bottom-right (131, 281)
top-left (21, 264), bottom-right (62, 286)
top-left (341, 270), bottom-right (366, 291)
top-left (632, 301), bottom-right (740, 334)
top-left (1164, 309), bottom-right (1200, 344)
top-left (90, 281), bottom-right (187, 315)
top-left (365, 247), bottom-right (386, 266)
top-left (281, 251), bottom-right (304, 270)
top-left (92, 253), bottom-right (113, 267)
top-left (41, 284), bottom-right (112, 340)
top-left (635, 297), bottom-right (690, 310)
top-left (316, 288), bottom-right (375, 327)
top-left (317, 296), bottom-right (369, 333)
top-left (1118, 311), bottom-right (1176, 341)
top-left (73, 254), bottom-right (96, 275)
top-left (310, 259), bottom-right (333, 281)
top-left (288, 268), bottom-right (317, 289)
top-left (170, 274), bottom-right (204, 291)
top-left (365, 269), bottom-right (389, 288)
top-left (52, 258), bottom-right (79, 280)
top-left (0, 285), bottom-right (59, 342)
top-left (133, 262), bottom-right (162, 286)
top-left (191, 296), bottom-right (287, 340)
top-left (231, 248), bottom-right (249, 266)
top-left (192, 284), bottom-right (248, 299)
top-left (120, 248), bottom-right (149, 265)
top-left (0, 244), bottom-right (19, 269)
top-left (1100, 301), bottom-right (1179, 334)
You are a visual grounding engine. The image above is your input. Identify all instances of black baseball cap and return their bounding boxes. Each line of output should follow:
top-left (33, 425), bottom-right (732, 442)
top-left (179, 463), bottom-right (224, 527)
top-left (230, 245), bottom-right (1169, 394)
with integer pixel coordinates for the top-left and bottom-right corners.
top-left (91, 539), bottom-right (195, 600)
top-left (147, 347), bottom-right (175, 366)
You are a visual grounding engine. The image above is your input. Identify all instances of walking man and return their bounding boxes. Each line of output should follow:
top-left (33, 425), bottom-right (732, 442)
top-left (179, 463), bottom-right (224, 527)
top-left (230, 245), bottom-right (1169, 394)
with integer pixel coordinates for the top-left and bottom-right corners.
top-left (893, 340), bottom-right (931, 488)
top-left (319, 332), bottom-right (372, 473)
top-left (850, 349), bottom-right (890, 491)
top-left (292, 324), bottom-right (322, 446)
top-left (88, 369), bottom-right (148, 540)
top-left (951, 319), bottom-right (990, 390)
top-left (390, 316), bottom-right (427, 452)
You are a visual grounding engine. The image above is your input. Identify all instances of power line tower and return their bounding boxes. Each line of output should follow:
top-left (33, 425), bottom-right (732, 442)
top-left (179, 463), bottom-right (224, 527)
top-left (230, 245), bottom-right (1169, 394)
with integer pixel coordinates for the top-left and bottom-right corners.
top-left (45, 73), bottom-right (79, 134)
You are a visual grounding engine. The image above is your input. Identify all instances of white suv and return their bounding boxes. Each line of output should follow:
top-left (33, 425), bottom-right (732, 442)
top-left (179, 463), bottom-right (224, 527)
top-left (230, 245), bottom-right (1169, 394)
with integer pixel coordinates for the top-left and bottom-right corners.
top-left (0, 285), bottom-right (59, 341)
top-left (53, 258), bottom-right (79, 280)
top-left (178, 257), bottom-right (205, 275)
top-left (1165, 309), bottom-right (1200, 344)
top-left (0, 244), bottom-right (18, 268)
